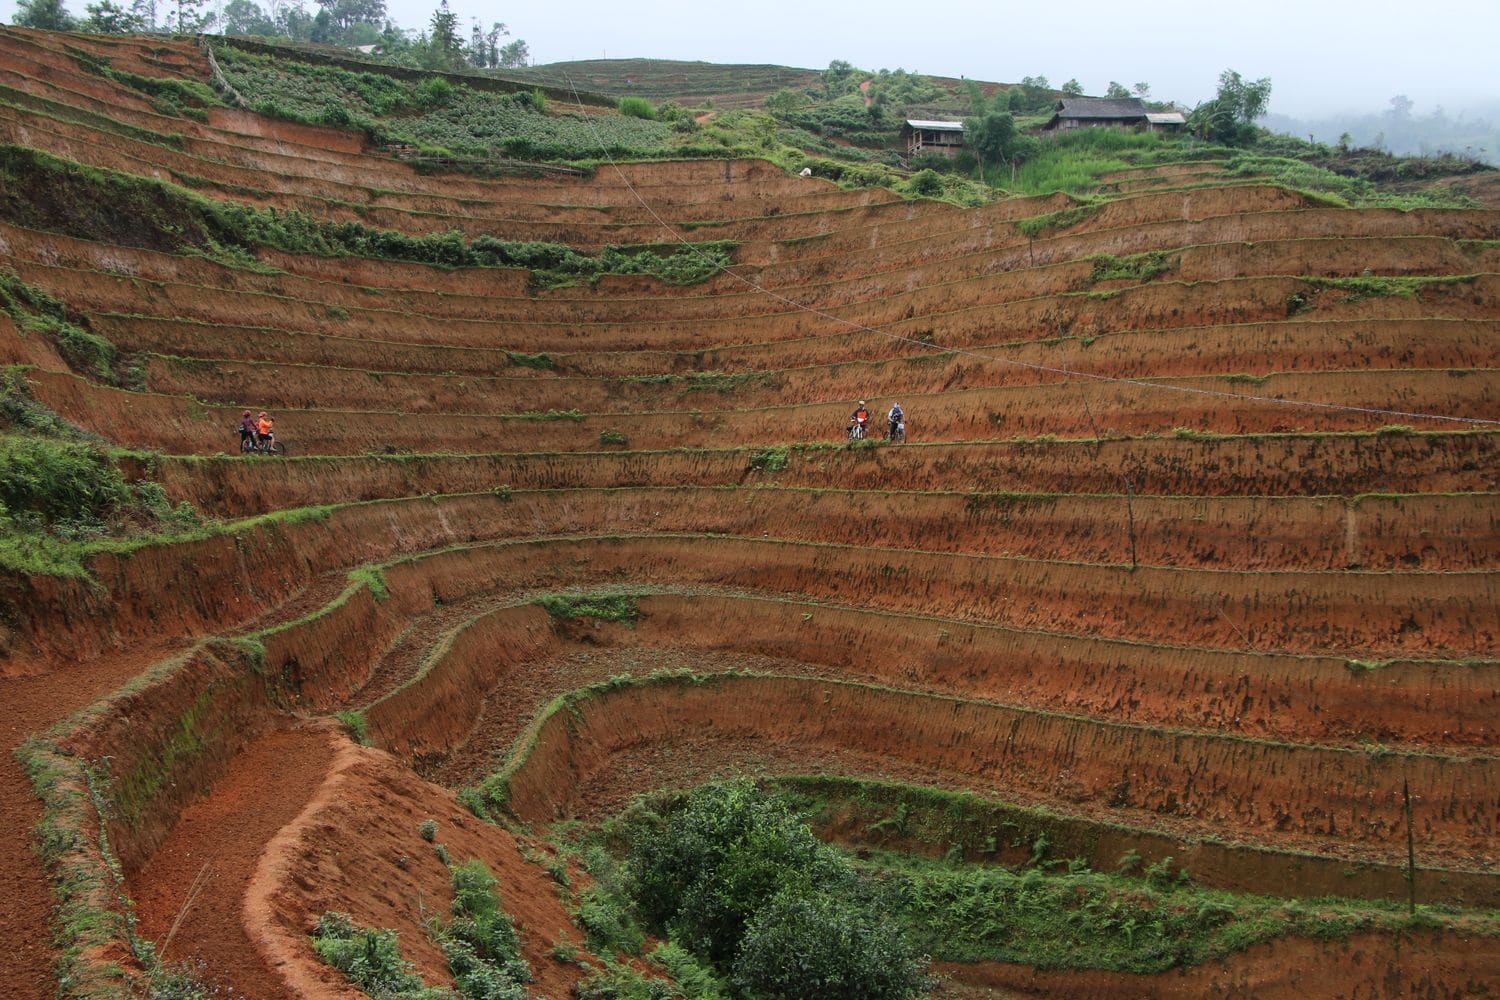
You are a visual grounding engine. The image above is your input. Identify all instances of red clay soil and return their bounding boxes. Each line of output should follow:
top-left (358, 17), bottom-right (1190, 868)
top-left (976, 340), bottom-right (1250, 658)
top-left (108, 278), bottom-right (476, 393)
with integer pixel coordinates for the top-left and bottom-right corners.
top-left (143, 432), bottom-right (1500, 517)
top-left (127, 723), bottom-right (338, 999)
top-left (932, 928), bottom-right (1500, 998)
top-left (245, 731), bottom-right (592, 999)
top-left (0, 639), bottom-right (196, 999)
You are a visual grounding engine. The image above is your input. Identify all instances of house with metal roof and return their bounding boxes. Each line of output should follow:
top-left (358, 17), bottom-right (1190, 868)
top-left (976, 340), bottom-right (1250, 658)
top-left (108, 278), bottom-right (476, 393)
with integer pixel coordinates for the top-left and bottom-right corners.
top-left (1044, 97), bottom-right (1185, 132)
top-left (902, 119), bottom-right (965, 157)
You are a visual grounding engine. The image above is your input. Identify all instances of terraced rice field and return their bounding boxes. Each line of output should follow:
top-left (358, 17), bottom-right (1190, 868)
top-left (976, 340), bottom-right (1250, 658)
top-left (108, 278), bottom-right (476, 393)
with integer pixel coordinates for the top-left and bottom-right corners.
top-left (1, 25), bottom-right (1498, 1000)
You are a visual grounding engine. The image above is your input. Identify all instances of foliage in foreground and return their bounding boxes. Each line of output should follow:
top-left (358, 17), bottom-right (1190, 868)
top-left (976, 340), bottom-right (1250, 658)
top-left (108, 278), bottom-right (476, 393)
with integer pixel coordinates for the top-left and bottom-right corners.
top-left (617, 781), bottom-right (929, 999)
top-left (0, 367), bottom-right (199, 577)
top-left (311, 856), bottom-right (533, 999)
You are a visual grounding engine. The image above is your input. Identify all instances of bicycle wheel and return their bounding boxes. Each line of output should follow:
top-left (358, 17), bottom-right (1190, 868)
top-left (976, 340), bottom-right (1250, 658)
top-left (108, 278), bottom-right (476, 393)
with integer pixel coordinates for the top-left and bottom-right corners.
top-left (268, 441), bottom-right (287, 456)
top-left (240, 436), bottom-right (254, 454)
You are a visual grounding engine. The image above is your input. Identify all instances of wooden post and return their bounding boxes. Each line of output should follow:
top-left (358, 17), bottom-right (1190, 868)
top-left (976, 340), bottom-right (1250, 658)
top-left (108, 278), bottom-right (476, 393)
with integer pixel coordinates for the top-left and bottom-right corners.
top-left (1404, 779), bottom-right (1417, 915)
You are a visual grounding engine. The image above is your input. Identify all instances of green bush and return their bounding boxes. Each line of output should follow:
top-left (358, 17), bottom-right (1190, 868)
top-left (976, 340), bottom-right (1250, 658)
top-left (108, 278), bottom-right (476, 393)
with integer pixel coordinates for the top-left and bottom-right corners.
top-left (618, 96), bottom-right (657, 120)
top-left (414, 76), bottom-right (455, 108)
top-left (442, 860), bottom-right (533, 996)
top-left (906, 168), bottom-right (943, 196)
top-left (619, 782), bottom-right (927, 996)
top-left (574, 964), bottom-right (677, 1000)
top-left (0, 434), bottom-right (128, 523)
top-left (537, 593), bottom-right (639, 623)
top-left (732, 888), bottom-right (927, 1000)
top-left (628, 781), bottom-right (853, 964)
top-left (310, 912), bottom-right (446, 998)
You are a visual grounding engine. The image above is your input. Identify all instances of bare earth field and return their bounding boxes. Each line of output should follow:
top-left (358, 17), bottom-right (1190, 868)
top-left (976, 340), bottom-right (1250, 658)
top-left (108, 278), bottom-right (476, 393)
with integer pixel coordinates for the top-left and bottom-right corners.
top-left (1, 24), bottom-right (1498, 1000)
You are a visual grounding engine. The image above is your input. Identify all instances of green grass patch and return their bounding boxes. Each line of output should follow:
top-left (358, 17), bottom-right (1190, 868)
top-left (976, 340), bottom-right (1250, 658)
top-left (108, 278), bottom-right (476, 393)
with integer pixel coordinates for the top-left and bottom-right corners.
top-left (1304, 274), bottom-right (1474, 302)
top-left (0, 270), bottom-right (129, 385)
top-left (1015, 202), bottom-right (1102, 238)
top-left (334, 710), bottom-right (369, 745)
top-left (747, 446), bottom-right (789, 472)
top-left (348, 566), bottom-right (390, 600)
top-left (1089, 251), bottom-right (1176, 284)
top-left (505, 350), bottom-right (555, 370)
top-left (311, 912), bottom-right (448, 999)
top-left (536, 592), bottom-right (639, 624)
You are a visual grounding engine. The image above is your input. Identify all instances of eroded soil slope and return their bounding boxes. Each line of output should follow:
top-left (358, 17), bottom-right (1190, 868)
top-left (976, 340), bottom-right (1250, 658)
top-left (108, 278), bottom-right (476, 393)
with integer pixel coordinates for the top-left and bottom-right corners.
top-left (1, 25), bottom-right (1497, 1000)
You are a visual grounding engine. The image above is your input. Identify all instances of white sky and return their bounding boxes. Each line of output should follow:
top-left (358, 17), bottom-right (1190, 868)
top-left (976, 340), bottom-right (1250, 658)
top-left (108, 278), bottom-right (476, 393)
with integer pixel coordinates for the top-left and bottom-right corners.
top-left (9, 0), bottom-right (1499, 117)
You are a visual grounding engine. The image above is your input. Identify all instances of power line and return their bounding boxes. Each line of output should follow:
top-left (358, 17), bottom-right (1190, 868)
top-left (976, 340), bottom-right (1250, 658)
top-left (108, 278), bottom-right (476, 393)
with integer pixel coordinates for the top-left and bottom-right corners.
top-left (558, 74), bottom-right (1500, 429)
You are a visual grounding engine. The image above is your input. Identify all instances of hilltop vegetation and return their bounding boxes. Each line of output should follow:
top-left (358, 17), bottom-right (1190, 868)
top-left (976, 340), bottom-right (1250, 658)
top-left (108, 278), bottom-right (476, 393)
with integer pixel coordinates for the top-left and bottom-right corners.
top-left (205, 40), bottom-right (1491, 212)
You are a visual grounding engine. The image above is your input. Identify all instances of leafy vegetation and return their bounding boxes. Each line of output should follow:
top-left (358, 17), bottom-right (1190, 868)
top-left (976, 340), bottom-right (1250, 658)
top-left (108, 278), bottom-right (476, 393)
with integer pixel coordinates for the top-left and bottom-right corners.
top-left (0, 270), bottom-right (131, 387)
top-left (311, 858), bottom-right (532, 1000)
top-left (747, 447), bottom-right (789, 472)
top-left (585, 781), bottom-right (928, 999)
top-left (1089, 251), bottom-right (1177, 283)
top-left (433, 859), bottom-right (534, 999)
top-left (311, 912), bottom-right (449, 999)
top-left (0, 146), bottom-right (736, 286)
top-left (216, 43), bottom-right (672, 160)
top-left (0, 368), bottom-right (199, 577)
top-left (536, 592), bottom-right (639, 623)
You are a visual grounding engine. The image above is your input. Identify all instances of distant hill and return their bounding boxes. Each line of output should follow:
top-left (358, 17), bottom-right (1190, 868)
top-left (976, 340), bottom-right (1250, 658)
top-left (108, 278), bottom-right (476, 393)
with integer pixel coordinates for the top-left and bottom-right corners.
top-left (514, 58), bottom-right (825, 109)
top-left (1265, 105), bottom-right (1499, 166)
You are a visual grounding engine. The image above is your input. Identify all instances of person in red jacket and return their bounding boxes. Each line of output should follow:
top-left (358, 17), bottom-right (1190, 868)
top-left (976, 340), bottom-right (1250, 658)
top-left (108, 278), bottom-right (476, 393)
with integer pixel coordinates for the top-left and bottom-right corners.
top-left (848, 400), bottom-right (870, 440)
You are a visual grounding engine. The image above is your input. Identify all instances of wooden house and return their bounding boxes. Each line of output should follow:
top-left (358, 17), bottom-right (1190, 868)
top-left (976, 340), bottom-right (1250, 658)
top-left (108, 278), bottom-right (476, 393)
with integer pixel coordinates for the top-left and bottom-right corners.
top-left (1044, 97), bottom-right (1185, 132)
top-left (902, 119), bottom-right (965, 157)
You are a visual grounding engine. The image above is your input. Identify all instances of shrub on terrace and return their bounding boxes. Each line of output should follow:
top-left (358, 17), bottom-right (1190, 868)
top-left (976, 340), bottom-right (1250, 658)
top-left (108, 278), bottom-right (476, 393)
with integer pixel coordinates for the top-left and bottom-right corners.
top-left (625, 781), bottom-right (927, 997)
top-left (618, 96), bottom-right (657, 120)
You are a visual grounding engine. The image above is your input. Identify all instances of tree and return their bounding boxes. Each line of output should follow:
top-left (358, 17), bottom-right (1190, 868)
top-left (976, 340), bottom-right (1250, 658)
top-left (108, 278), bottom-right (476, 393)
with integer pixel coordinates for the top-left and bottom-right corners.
top-left (1105, 81), bottom-right (1131, 99)
top-left (163, 0), bottom-right (213, 32)
top-left (1191, 68), bottom-right (1271, 145)
top-left (308, 6), bottom-right (332, 41)
top-left (822, 59), bottom-right (861, 99)
top-left (465, 19), bottom-right (506, 67)
top-left (496, 38), bottom-right (528, 67)
top-left (82, 0), bottom-right (145, 32)
top-left (13, 0), bottom-right (76, 29)
top-left (276, 0), bottom-right (315, 38)
top-left (1132, 81), bottom-right (1151, 99)
top-left (424, 0), bottom-right (463, 68)
top-left (315, 0), bottom-right (383, 37)
top-left (1061, 78), bottom-right (1084, 97)
top-left (965, 110), bottom-right (1019, 170)
top-left (222, 0), bottom-right (276, 34)
top-left (764, 88), bottom-right (810, 113)
top-left (1388, 94), bottom-right (1414, 122)
top-left (1016, 74), bottom-right (1053, 113)
top-left (733, 889), bottom-right (927, 1000)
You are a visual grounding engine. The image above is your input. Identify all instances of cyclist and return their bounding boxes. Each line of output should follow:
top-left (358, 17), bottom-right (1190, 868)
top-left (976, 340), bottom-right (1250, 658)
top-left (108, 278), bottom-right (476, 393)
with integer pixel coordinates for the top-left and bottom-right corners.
top-left (887, 401), bottom-right (905, 441)
top-left (239, 409), bottom-right (258, 449)
top-left (848, 400), bottom-right (871, 440)
top-left (255, 410), bottom-right (275, 450)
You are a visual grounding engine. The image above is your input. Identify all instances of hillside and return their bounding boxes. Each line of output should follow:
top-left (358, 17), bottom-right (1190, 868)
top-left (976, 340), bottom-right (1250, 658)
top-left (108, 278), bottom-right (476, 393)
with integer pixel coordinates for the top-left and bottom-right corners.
top-left (0, 25), bottom-right (1498, 1000)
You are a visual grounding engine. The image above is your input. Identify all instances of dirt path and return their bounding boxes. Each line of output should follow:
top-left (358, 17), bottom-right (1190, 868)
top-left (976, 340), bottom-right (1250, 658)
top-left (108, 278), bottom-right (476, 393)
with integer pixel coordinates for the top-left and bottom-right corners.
top-left (126, 724), bottom-right (339, 999)
top-left (0, 639), bottom-right (194, 999)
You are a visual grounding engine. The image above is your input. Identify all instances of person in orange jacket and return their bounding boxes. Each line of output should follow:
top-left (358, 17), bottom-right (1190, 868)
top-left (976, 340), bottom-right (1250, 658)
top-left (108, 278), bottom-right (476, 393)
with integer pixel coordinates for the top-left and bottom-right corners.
top-left (256, 411), bottom-right (275, 448)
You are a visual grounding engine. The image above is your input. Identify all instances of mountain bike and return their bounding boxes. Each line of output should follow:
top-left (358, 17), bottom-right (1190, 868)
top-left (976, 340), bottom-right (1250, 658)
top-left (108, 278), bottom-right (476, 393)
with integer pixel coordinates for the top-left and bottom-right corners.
top-left (235, 426), bottom-right (286, 456)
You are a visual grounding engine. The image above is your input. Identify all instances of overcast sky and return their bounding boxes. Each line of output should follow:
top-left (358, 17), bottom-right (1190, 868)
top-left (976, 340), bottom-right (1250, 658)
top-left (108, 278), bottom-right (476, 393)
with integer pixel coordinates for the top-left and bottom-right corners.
top-left (9, 0), bottom-right (1498, 117)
